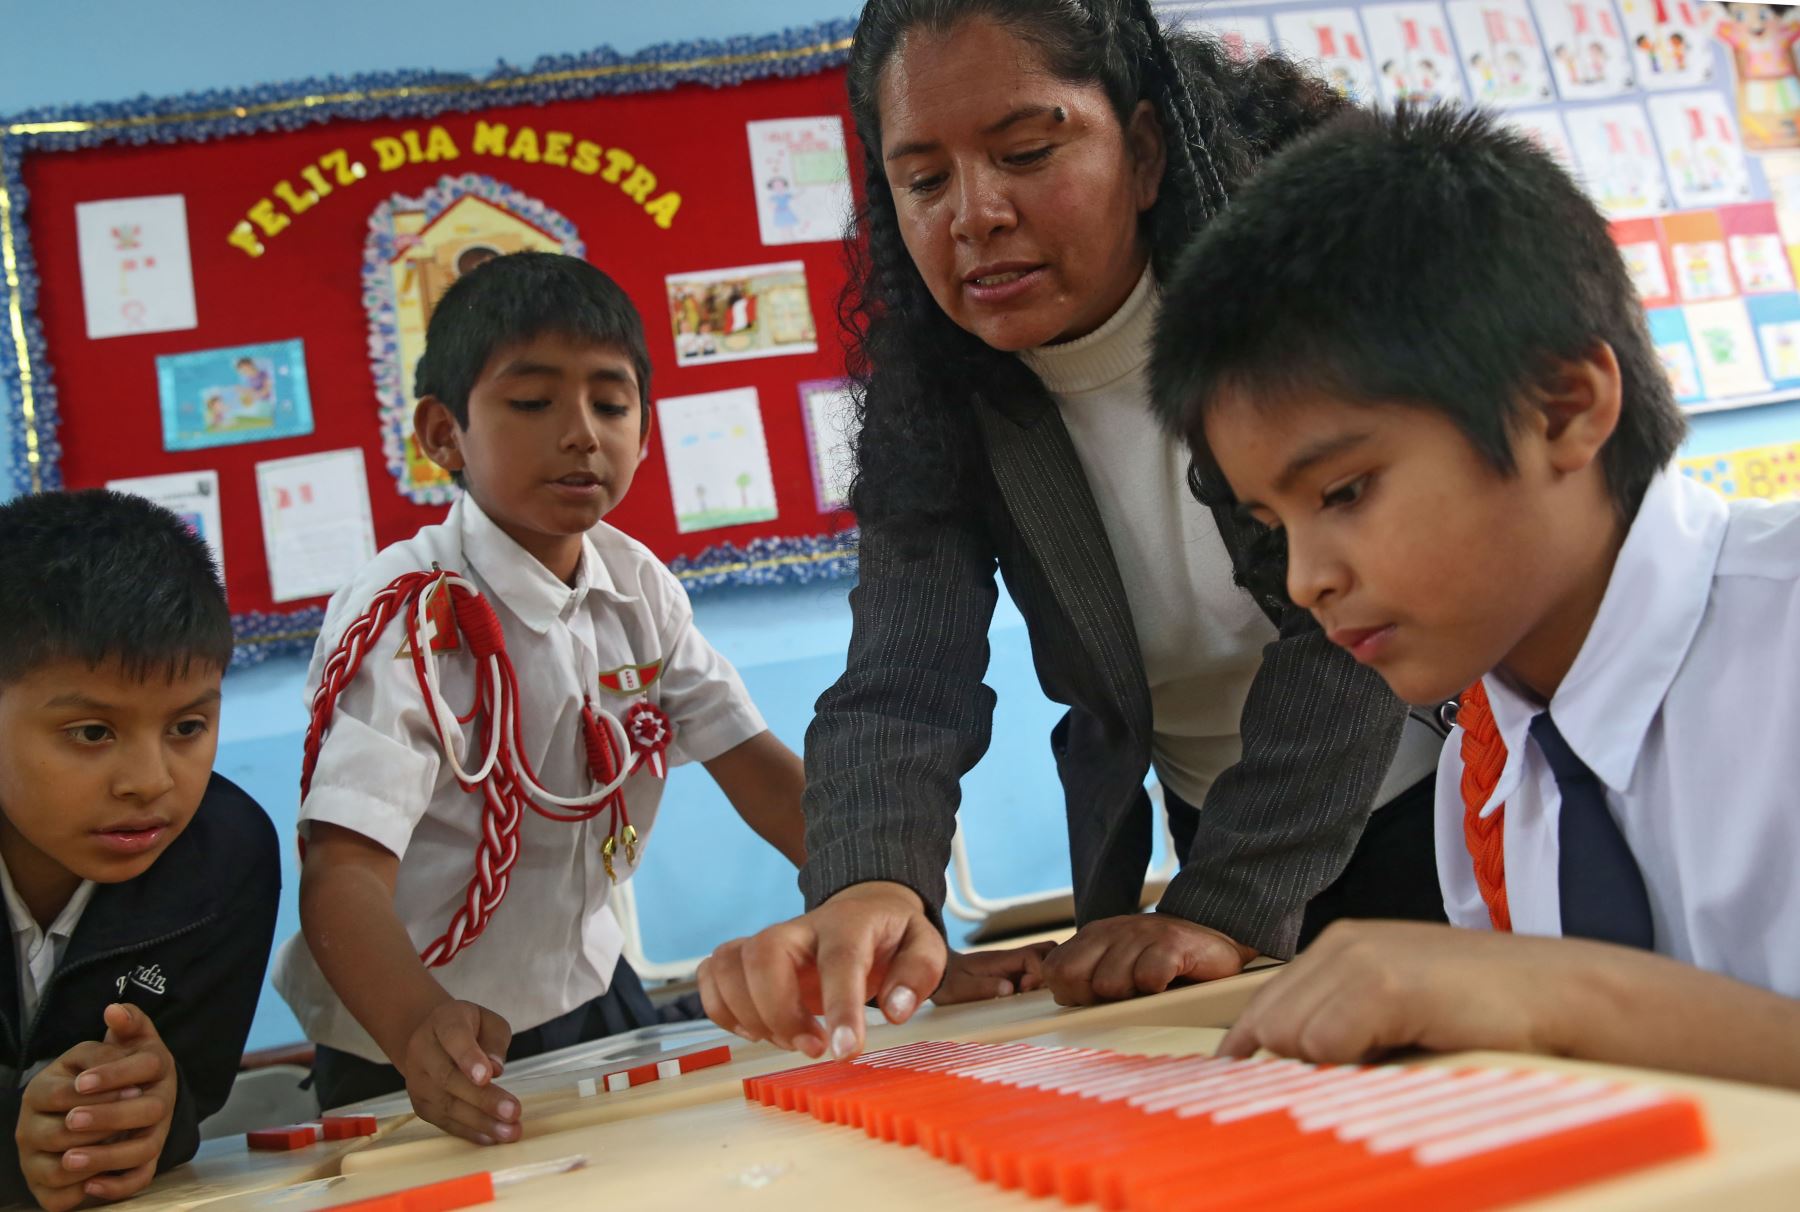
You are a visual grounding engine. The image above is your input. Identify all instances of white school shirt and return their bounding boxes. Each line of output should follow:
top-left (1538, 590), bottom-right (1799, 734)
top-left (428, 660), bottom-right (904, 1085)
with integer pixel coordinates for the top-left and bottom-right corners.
top-left (1021, 269), bottom-right (1442, 809)
top-left (0, 858), bottom-right (96, 1023)
top-left (272, 495), bottom-right (766, 1061)
top-left (1435, 468), bottom-right (1800, 997)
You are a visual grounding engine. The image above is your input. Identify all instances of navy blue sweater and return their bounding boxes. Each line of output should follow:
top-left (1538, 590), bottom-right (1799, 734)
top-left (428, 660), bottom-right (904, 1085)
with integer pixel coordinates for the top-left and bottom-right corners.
top-left (0, 773), bottom-right (279, 1205)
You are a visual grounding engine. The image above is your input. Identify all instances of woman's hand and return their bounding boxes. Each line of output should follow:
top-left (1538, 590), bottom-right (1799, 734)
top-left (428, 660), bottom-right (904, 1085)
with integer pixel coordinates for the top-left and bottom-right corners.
top-left (1042, 914), bottom-right (1254, 1005)
top-left (934, 941), bottom-right (1056, 1005)
top-left (697, 882), bottom-right (946, 1060)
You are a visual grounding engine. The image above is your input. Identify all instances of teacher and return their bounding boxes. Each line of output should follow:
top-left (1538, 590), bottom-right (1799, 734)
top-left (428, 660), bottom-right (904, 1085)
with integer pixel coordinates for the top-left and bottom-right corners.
top-left (698, 0), bottom-right (1446, 1058)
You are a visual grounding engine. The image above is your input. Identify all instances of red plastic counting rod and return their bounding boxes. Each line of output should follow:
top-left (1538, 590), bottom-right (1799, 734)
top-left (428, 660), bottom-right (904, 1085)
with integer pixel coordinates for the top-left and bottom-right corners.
top-left (245, 1123), bottom-right (321, 1151)
top-left (324, 1172), bottom-right (494, 1212)
top-left (598, 1043), bottom-right (734, 1092)
top-left (745, 1042), bottom-right (1709, 1212)
top-left (677, 1044), bottom-right (732, 1074)
top-left (320, 1114), bottom-right (380, 1140)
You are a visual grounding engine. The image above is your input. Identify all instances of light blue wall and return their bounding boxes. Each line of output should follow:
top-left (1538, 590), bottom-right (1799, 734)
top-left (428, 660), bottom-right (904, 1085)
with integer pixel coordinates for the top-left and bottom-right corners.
top-left (5, 2), bottom-right (1800, 1053)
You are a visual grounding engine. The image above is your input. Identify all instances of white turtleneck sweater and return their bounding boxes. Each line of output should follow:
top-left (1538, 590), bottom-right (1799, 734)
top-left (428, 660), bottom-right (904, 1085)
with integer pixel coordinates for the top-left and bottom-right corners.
top-left (1020, 269), bottom-right (1440, 810)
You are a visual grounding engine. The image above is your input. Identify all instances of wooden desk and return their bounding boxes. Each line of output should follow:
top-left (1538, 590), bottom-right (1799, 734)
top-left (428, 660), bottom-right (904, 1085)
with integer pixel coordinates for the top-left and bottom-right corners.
top-left (185, 1023), bottom-right (1800, 1211)
top-left (335, 971), bottom-right (1278, 1176)
top-left (118, 1115), bottom-right (411, 1212)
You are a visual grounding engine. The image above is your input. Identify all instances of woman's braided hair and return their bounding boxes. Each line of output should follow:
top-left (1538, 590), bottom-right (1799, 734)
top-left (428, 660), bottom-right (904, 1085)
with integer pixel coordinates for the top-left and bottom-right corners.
top-left (840, 0), bottom-right (1343, 532)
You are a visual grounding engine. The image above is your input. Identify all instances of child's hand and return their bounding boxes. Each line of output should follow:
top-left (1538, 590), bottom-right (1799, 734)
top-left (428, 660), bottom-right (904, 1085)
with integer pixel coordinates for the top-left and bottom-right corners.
top-left (1219, 920), bottom-right (1583, 1062)
top-left (17, 1004), bottom-right (178, 1210)
top-left (933, 942), bottom-right (1055, 1005)
top-left (1041, 914), bottom-right (1254, 1006)
top-left (399, 1001), bottom-right (519, 1145)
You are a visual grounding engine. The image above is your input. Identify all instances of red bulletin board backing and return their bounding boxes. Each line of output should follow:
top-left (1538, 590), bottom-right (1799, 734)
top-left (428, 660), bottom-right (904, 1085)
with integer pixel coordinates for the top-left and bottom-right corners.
top-left (3, 27), bottom-right (862, 662)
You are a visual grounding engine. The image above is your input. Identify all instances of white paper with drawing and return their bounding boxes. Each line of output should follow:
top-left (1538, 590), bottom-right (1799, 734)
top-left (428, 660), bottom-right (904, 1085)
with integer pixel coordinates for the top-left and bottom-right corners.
top-left (75, 195), bottom-right (198, 341)
top-left (1274, 8), bottom-right (1379, 103)
top-left (1566, 103), bottom-right (1672, 217)
top-left (658, 388), bottom-right (780, 534)
top-left (1684, 299), bottom-right (1771, 398)
top-left (1531, 0), bottom-right (1635, 101)
top-left (1362, 3), bottom-right (1466, 106)
top-left (105, 469), bottom-right (228, 590)
top-left (1446, 0), bottom-right (1557, 108)
top-left (1648, 91), bottom-right (1753, 210)
top-left (800, 380), bottom-right (858, 512)
top-left (255, 448), bottom-right (378, 603)
top-left (746, 117), bottom-right (855, 246)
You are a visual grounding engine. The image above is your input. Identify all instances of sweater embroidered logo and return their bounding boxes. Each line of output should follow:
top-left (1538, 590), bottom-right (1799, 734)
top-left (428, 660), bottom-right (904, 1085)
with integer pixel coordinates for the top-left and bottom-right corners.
top-left (597, 660), bottom-right (664, 695)
top-left (114, 964), bottom-right (168, 997)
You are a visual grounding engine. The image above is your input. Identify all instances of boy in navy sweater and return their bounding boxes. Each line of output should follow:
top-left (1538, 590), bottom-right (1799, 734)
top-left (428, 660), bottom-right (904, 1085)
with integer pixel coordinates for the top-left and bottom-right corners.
top-left (0, 491), bottom-right (279, 1209)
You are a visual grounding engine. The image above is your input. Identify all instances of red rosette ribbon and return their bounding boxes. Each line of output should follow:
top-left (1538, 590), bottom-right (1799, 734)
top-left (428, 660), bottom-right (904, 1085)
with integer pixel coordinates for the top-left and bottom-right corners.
top-left (624, 701), bottom-right (674, 780)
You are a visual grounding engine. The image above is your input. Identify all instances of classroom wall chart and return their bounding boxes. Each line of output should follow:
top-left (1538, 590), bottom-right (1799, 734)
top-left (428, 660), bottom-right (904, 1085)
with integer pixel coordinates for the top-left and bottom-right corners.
top-left (1155, 0), bottom-right (1800, 417)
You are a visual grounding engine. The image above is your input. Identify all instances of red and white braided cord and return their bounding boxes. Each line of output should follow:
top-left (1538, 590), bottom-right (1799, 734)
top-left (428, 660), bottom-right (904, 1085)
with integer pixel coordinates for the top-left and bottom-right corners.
top-left (301, 571), bottom-right (639, 967)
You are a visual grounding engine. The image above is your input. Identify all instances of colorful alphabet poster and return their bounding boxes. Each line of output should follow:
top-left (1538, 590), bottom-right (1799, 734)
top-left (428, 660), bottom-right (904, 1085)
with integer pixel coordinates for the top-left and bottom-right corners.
top-left (74, 194), bottom-right (198, 341)
top-left (1666, 227), bottom-right (1735, 301)
top-left (156, 338), bottom-right (314, 452)
top-left (1722, 202), bottom-right (1794, 292)
top-left (657, 387), bottom-right (781, 534)
top-left (746, 117), bottom-right (855, 246)
top-left (1681, 440), bottom-right (1800, 499)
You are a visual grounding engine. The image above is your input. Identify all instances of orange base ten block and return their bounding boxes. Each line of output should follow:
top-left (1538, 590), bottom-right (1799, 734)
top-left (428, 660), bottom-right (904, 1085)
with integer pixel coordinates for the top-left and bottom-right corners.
top-left (325, 1172), bottom-right (495, 1212)
top-left (248, 1114), bottom-right (380, 1150)
top-left (677, 1044), bottom-right (732, 1074)
top-left (320, 1114), bottom-right (380, 1140)
top-left (246, 1124), bottom-right (321, 1151)
top-left (600, 1043), bottom-right (733, 1091)
top-left (745, 1042), bottom-right (1708, 1212)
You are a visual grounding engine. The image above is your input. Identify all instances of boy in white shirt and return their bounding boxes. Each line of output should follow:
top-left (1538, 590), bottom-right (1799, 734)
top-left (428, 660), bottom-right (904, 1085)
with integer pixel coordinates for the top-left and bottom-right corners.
top-left (274, 252), bottom-right (807, 1141)
top-left (1149, 105), bottom-right (1800, 1088)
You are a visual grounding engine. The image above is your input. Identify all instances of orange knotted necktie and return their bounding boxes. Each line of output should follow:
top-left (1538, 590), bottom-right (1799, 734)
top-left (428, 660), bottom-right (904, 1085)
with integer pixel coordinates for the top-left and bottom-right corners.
top-left (1458, 681), bottom-right (1512, 931)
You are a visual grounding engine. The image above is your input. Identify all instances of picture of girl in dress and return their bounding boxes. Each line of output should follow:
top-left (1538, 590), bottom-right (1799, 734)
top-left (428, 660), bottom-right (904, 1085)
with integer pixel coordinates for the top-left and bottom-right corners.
top-left (765, 177), bottom-right (799, 234)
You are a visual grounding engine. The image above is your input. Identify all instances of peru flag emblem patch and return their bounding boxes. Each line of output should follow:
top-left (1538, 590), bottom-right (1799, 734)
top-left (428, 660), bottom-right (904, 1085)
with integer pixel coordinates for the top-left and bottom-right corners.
top-left (598, 659), bottom-right (664, 695)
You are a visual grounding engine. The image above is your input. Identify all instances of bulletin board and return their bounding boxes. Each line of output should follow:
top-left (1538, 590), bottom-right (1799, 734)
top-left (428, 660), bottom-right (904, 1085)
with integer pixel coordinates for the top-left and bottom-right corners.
top-left (0, 22), bottom-right (862, 666)
top-left (1155, 0), bottom-right (1800, 416)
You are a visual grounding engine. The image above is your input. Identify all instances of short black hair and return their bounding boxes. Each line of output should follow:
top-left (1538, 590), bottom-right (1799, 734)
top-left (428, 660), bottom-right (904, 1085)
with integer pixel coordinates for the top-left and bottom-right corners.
top-left (0, 490), bottom-right (232, 685)
top-left (413, 251), bottom-right (653, 432)
top-left (1151, 104), bottom-right (1686, 521)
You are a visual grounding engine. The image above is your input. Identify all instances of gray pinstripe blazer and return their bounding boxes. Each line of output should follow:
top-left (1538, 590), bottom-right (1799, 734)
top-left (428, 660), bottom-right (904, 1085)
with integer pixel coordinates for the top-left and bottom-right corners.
top-left (797, 381), bottom-right (1407, 959)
